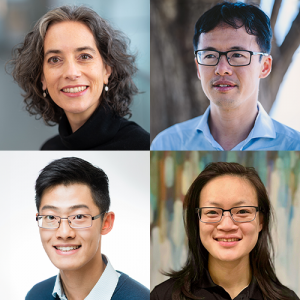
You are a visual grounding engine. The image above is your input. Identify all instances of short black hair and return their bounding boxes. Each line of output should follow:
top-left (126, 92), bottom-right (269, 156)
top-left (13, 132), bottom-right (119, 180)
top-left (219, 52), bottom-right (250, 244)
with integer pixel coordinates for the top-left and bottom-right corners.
top-left (35, 157), bottom-right (110, 214)
top-left (193, 1), bottom-right (272, 54)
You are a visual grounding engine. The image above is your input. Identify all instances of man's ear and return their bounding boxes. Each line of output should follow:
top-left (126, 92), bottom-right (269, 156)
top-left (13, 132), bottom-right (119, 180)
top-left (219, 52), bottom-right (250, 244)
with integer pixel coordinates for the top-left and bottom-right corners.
top-left (41, 74), bottom-right (47, 90)
top-left (259, 55), bottom-right (272, 79)
top-left (195, 58), bottom-right (201, 80)
top-left (101, 212), bottom-right (115, 235)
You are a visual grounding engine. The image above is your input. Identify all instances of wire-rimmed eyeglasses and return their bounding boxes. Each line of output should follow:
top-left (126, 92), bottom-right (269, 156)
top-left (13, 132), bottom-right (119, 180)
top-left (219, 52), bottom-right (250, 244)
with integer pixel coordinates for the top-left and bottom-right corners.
top-left (196, 206), bottom-right (260, 223)
top-left (36, 212), bottom-right (106, 229)
top-left (194, 49), bottom-right (268, 66)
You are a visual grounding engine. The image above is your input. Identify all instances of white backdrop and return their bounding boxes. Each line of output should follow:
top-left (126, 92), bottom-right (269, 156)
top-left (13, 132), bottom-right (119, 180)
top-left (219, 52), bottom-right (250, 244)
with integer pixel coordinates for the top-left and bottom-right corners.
top-left (0, 151), bottom-right (149, 299)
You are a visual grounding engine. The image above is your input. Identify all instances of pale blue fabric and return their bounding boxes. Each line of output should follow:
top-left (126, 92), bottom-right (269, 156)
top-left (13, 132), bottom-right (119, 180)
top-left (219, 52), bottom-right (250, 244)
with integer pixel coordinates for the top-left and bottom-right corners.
top-left (52, 255), bottom-right (120, 300)
top-left (151, 102), bottom-right (300, 151)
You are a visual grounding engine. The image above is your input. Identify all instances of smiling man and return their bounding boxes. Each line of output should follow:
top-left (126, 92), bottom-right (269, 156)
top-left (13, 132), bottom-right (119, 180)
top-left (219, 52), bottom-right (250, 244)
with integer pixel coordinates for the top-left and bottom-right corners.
top-left (151, 2), bottom-right (300, 151)
top-left (25, 157), bottom-right (149, 300)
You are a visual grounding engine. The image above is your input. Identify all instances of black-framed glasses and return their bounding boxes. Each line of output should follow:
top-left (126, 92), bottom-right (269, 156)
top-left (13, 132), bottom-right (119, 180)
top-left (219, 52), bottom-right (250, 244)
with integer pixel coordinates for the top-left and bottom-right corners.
top-left (196, 206), bottom-right (259, 223)
top-left (194, 49), bottom-right (268, 66)
top-left (36, 212), bottom-right (106, 229)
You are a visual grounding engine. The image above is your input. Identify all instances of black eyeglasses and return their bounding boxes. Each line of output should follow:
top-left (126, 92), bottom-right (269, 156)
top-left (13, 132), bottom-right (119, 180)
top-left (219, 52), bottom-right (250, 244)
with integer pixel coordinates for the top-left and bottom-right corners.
top-left (36, 212), bottom-right (106, 229)
top-left (196, 206), bottom-right (260, 223)
top-left (194, 49), bottom-right (268, 66)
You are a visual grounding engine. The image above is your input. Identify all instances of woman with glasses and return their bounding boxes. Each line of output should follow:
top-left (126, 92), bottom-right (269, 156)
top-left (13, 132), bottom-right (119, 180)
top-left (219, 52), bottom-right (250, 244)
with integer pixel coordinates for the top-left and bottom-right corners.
top-left (151, 162), bottom-right (299, 300)
top-left (8, 5), bottom-right (149, 150)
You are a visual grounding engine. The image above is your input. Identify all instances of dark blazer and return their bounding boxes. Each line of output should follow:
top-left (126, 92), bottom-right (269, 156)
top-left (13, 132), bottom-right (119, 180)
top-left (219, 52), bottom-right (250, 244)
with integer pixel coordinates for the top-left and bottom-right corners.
top-left (26, 272), bottom-right (150, 300)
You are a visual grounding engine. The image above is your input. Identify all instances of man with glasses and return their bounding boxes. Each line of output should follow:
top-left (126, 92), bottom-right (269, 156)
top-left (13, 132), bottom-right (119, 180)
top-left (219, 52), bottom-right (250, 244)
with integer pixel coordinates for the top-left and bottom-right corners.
top-left (151, 2), bottom-right (300, 151)
top-left (26, 157), bottom-right (149, 300)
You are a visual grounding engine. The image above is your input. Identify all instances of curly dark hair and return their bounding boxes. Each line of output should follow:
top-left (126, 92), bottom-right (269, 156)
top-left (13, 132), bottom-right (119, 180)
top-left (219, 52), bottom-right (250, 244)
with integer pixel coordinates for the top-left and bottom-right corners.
top-left (8, 5), bottom-right (138, 125)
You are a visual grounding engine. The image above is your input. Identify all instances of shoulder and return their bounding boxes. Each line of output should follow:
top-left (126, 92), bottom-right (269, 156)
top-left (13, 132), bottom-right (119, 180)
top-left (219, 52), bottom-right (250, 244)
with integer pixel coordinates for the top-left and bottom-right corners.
top-left (281, 286), bottom-right (300, 300)
top-left (25, 276), bottom-right (57, 300)
top-left (150, 278), bottom-right (177, 300)
top-left (41, 135), bottom-right (66, 150)
top-left (113, 118), bottom-right (150, 150)
top-left (271, 119), bottom-right (300, 149)
top-left (112, 272), bottom-right (150, 300)
top-left (151, 116), bottom-right (203, 150)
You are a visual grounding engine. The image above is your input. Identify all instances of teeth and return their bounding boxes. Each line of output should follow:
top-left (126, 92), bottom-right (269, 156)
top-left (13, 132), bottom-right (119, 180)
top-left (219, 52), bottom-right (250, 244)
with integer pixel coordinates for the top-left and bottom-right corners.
top-left (56, 246), bottom-right (80, 251)
top-left (62, 86), bottom-right (87, 93)
top-left (217, 238), bottom-right (239, 242)
top-left (218, 84), bottom-right (231, 87)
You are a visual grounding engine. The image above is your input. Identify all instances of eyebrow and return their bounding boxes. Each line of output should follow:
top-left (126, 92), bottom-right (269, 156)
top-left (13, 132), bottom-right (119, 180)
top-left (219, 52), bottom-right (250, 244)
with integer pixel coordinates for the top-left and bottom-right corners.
top-left (44, 46), bottom-right (96, 57)
top-left (201, 46), bottom-right (247, 51)
top-left (40, 204), bottom-right (90, 212)
top-left (204, 200), bottom-right (249, 207)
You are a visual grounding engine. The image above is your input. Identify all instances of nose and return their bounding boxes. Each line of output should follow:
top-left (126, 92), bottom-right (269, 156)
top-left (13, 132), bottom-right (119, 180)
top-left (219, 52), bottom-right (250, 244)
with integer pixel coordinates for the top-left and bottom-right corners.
top-left (55, 218), bottom-right (75, 239)
top-left (217, 211), bottom-right (238, 231)
top-left (63, 60), bottom-right (81, 80)
top-left (215, 54), bottom-right (232, 76)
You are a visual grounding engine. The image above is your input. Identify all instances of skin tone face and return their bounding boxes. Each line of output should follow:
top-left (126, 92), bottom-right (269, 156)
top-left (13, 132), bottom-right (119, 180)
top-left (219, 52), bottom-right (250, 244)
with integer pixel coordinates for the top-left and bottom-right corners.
top-left (38, 183), bottom-right (114, 299)
top-left (41, 21), bottom-right (112, 133)
top-left (199, 175), bottom-right (263, 297)
top-left (195, 23), bottom-right (272, 111)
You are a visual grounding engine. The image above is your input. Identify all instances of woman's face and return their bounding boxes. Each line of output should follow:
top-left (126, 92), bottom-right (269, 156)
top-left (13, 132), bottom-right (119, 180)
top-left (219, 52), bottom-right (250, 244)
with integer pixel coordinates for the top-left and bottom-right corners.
top-left (41, 21), bottom-right (111, 121)
top-left (199, 175), bottom-right (263, 265)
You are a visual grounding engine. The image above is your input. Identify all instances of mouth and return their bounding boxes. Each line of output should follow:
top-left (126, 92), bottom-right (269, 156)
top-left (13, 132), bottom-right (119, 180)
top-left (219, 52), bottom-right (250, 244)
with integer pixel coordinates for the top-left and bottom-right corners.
top-left (212, 80), bottom-right (237, 92)
top-left (214, 238), bottom-right (241, 242)
top-left (54, 245), bottom-right (81, 252)
top-left (61, 86), bottom-right (88, 93)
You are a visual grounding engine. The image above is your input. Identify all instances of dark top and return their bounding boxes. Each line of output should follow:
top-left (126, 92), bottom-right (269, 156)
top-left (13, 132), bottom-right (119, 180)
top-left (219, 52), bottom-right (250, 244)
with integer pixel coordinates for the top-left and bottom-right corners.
top-left (150, 269), bottom-right (299, 300)
top-left (26, 271), bottom-right (150, 300)
top-left (41, 104), bottom-right (150, 150)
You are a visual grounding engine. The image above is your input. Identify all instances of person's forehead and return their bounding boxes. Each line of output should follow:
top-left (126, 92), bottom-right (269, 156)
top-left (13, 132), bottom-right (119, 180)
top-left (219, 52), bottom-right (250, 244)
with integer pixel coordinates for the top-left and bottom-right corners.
top-left (39, 183), bottom-right (97, 213)
top-left (197, 24), bottom-right (259, 51)
top-left (199, 175), bottom-right (258, 207)
top-left (44, 21), bottom-right (98, 53)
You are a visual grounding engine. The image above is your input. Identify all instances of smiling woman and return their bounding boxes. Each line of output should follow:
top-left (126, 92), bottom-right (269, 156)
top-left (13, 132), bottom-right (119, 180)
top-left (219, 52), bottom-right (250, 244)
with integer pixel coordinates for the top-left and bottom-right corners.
top-left (8, 5), bottom-right (149, 150)
top-left (150, 162), bottom-right (299, 300)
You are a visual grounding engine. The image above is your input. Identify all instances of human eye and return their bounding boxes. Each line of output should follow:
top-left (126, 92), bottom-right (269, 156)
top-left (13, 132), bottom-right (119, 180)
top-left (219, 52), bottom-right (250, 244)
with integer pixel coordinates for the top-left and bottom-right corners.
top-left (73, 214), bottom-right (88, 220)
top-left (44, 215), bottom-right (56, 221)
top-left (236, 208), bottom-right (251, 214)
top-left (203, 208), bottom-right (220, 217)
top-left (231, 51), bottom-right (247, 58)
top-left (47, 56), bottom-right (61, 64)
top-left (79, 53), bottom-right (92, 60)
top-left (204, 53), bottom-right (217, 59)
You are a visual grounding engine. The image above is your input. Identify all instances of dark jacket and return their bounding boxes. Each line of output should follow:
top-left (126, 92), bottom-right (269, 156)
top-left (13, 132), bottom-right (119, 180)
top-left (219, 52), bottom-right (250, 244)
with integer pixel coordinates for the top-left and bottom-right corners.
top-left (41, 104), bottom-right (150, 150)
top-left (26, 272), bottom-right (150, 300)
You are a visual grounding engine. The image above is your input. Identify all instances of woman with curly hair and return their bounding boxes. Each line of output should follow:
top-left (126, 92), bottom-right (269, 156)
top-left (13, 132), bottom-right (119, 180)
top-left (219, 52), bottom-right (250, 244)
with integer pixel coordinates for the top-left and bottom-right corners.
top-left (151, 162), bottom-right (299, 300)
top-left (9, 5), bottom-right (149, 150)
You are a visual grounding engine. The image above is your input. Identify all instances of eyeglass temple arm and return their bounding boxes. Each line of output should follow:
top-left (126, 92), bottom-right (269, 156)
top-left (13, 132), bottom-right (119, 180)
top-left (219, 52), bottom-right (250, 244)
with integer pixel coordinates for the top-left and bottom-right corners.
top-left (92, 211), bottom-right (106, 220)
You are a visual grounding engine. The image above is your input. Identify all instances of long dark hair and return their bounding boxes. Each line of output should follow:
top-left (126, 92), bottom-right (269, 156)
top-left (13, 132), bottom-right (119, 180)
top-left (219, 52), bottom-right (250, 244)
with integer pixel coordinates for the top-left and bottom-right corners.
top-left (166, 162), bottom-right (292, 300)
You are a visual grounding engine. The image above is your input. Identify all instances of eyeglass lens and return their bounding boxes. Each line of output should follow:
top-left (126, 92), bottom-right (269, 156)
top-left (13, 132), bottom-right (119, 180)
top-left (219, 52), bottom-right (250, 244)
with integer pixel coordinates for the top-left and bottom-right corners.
top-left (197, 50), bottom-right (251, 66)
top-left (37, 214), bottom-right (92, 228)
top-left (199, 206), bottom-right (257, 223)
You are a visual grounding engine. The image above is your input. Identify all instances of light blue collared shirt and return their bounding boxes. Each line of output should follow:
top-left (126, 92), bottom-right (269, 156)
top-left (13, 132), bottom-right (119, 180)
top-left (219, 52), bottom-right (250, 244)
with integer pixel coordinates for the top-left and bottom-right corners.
top-left (52, 255), bottom-right (120, 300)
top-left (151, 102), bottom-right (300, 151)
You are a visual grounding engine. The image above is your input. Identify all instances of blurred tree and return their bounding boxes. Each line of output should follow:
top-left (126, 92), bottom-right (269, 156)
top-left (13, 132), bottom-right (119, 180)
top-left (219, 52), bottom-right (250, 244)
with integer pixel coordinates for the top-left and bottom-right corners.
top-left (150, 0), bottom-right (300, 141)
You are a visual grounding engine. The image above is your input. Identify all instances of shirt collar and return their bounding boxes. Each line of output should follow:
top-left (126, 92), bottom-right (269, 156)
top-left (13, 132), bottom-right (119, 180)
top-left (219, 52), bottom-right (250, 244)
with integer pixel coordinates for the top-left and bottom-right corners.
top-left (195, 106), bottom-right (223, 150)
top-left (52, 254), bottom-right (120, 300)
top-left (197, 268), bottom-right (262, 300)
top-left (251, 102), bottom-right (276, 139)
top-left (195, 102), bottom-right (276, 150)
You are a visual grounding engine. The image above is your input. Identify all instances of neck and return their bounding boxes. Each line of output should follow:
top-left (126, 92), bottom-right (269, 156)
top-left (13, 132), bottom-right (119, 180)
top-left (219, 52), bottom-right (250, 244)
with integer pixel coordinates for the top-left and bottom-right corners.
top-left (60, 250), bottom-right (105, 300)
top-left (65, 102), bottom-right (99, 133)
top-left (209, 101), bottom-right (258, 150)
top-left (208, 255), bottom-right (252, 299)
